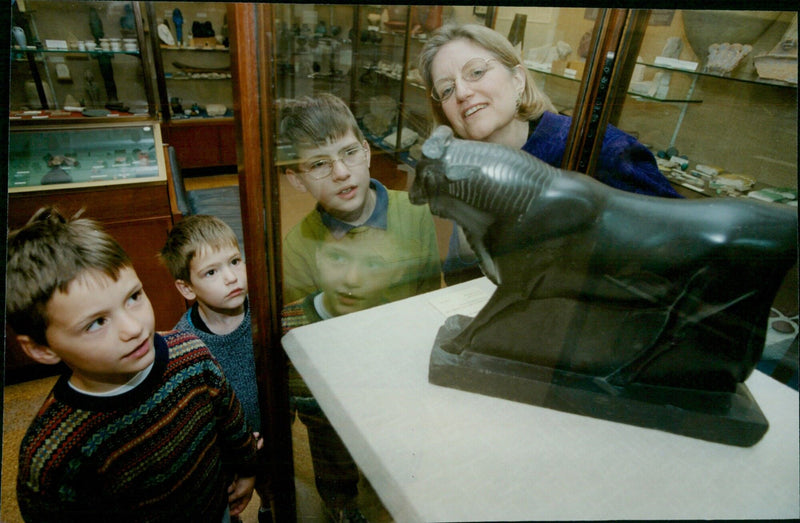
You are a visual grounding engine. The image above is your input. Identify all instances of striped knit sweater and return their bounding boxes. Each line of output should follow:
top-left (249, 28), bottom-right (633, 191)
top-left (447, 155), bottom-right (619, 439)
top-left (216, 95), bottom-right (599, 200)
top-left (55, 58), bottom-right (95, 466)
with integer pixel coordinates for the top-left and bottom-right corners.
top-left (16, 331), bottom-right (259, 523)
top-left (280, 293), bottom-right (323, 398)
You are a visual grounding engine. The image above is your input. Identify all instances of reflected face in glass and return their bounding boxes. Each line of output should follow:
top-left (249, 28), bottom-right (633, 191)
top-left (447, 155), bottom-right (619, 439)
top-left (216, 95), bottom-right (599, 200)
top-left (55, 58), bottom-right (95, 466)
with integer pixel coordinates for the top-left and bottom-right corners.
top-left (316, 235), bottom-right (403, 317)
top-left (430, 39), bottom-right (525, 144)
top-left (180, 244), bottom-right (248, 315)
top-left (286, 131), bottom-right (373, 224)
top-left (42, 267), bottom-right (156, 393)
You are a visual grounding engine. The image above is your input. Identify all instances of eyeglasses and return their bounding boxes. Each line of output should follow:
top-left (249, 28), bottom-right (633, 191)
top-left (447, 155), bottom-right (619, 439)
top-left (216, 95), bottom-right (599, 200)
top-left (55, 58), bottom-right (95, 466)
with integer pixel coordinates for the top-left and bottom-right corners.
top-left (431, 57), bottom-right (499, 103)
top-left (298, 144), bottom-right (368, 180)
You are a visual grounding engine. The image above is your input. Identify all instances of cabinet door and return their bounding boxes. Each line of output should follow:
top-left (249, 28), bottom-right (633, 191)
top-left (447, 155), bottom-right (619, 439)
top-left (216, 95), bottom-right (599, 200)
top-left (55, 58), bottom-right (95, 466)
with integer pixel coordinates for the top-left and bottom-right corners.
top-left (166, 120), bottom-right (236, 169)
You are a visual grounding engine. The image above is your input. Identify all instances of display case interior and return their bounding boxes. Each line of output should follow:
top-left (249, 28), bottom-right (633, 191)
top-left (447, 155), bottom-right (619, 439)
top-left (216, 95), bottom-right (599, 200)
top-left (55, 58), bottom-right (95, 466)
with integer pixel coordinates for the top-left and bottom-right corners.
top-left (352, 6), bottom-right (444, 165)
top-left (8, 123), bottom-right (167, 193)
top-left (506, 7), bottom-right (797, 201)
top-left (149, 2), bottom-right (233, 119)
top-left (9, 0), bottom-right (153, 119)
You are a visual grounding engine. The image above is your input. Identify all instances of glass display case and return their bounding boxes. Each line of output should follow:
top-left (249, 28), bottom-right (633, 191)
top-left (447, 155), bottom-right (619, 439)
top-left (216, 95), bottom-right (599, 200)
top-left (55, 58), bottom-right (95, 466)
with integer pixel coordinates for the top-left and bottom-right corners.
top-left (8, 122), bottom-right (166, 193)
top-left (148, 2), bottom-right (233, 118)
top-left (351, 6), bottom-right (445, 165)
top-left (511, 7), bottom-right (797, 201)
top-left (147, 2), bottom-right (236, 169)
top-left (248, 6), bottom-right (800, 521)
top-left (272, 4), bottom-right (358, 168)
top-left (9, 0), bottom-right (155, 120)
top-left (614, 9), bottom-right (797, 201)
top-left (271, 5), bottom-right (447, 168)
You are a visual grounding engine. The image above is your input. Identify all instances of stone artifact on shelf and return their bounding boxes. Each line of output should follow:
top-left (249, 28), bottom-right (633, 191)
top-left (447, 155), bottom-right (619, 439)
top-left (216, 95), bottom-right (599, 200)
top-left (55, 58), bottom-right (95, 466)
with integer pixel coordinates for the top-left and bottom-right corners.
top-left (410, 126), bottom-right (798, 447)
top-left (754, 13), bottom-right (798, 84)
top-left (705, 42), bottom-right (753, 75)
top-left (361, 95), bottom-right (397, 137)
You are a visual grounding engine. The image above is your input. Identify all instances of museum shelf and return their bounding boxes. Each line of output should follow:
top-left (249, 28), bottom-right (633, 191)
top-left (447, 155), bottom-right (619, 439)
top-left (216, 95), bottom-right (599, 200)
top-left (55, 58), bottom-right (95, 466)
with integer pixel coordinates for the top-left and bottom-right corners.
top-left (612, 10), bottom-right (797, 198)
top-left (147, 1), bottom-right (236, 169)
top-left (511, 7), bottom-right (797, 199)
top-left (9, 1), bottom-right (157, 120)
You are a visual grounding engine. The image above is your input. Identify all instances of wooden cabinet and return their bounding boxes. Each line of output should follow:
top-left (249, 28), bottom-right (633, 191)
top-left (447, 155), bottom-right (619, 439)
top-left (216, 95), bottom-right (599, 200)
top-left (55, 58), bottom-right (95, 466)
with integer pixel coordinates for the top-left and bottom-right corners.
top-left (9, 1), bottom-right (156, 118)
top-left (164, 118), bottom-right (236, 169)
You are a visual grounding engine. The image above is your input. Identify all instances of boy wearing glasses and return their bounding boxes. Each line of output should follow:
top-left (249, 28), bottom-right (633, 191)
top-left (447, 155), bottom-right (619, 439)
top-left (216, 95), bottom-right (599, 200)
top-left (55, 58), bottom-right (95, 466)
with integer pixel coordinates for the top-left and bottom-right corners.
top-left (281, 93), bottom-right (442, 305)
top-left (281, 227), bottom-right (409, 523)
top-left (280, 94), bottom-right (441, 521)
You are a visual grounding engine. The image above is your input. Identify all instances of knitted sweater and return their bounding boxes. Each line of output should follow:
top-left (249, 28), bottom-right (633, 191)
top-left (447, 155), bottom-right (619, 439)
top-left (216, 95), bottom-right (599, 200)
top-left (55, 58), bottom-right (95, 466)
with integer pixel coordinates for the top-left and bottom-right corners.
top-left (175, 300), bottom-right (261, 432)
top-left (16, 331), bottom-right (259, 523)
top-left (280, 293), bottom-right (324, 398)
top-left (282, 179), bottom-right (442, 304)
top-left (523, 111), bottom-right (681, 198)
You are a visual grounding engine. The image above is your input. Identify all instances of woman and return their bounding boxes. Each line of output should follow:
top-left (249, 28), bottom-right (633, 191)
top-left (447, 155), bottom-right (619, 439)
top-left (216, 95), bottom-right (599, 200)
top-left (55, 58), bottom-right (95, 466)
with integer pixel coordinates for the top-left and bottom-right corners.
top-left (418, 24), bottom-right (680, 282)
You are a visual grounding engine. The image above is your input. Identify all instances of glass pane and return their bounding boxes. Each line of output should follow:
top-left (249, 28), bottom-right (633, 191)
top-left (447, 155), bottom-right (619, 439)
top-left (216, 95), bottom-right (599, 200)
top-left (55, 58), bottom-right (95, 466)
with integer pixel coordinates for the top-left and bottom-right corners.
top-left (273, 5), bottom-right (456, 520)
top-left (614, 9), bottom-right (797, 198)
top-left (8, 124), bottom-right (164, 191)
top-left (9, 1), bottom-right (148, 115)
top-left (271, 6), bottom-right (798, 522)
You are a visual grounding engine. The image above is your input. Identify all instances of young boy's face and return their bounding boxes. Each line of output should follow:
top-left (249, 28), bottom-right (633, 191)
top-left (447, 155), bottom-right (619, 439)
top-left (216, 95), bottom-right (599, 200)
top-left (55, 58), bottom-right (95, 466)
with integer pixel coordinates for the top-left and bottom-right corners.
top-left (177, 244), bottom-right (248, 312)
top-left (316, 236), bottom-right (402, 317)
top-left (286, 130), bottom-right (372, 224)
top-left (37, 266), bottom-right (156, 393)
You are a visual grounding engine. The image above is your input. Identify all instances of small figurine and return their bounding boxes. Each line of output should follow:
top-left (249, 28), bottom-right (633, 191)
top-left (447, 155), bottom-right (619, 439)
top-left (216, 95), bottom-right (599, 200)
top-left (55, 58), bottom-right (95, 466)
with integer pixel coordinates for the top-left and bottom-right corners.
top-left (170, 97), bottom-right (183, 116)
top-left (172, 9), bottom-right (184, 45)
top-left (89, 7), bottom-right (104, 41)
top-left (83, 70), bottom-right (101, 107)
top-left (120, 4), bottom-right (135, 33)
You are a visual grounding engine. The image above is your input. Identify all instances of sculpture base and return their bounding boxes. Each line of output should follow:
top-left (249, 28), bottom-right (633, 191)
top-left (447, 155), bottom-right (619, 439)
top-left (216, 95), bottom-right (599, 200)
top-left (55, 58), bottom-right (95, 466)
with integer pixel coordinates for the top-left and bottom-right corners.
top-left (429, 316), bottom-right (769, 447)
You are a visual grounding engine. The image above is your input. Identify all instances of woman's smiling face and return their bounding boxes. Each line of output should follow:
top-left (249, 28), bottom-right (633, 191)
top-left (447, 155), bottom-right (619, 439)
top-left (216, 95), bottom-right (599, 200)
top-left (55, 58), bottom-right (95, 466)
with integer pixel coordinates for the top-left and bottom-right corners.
top-left (430, 38), bottom-right (525, 145)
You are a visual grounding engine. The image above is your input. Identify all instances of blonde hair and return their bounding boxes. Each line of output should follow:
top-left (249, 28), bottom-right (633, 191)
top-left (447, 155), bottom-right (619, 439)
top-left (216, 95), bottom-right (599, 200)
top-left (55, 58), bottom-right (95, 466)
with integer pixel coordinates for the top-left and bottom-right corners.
top-left (160, 215), bottom-right (240, 282)
top-left (418, 24), bottom-right (557, 132)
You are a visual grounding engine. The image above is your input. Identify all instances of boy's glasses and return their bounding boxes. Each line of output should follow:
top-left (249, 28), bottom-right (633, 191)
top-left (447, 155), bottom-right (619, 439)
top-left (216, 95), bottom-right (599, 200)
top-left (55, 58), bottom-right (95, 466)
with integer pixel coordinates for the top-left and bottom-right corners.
top-left (431, 57), bottom-right (499, 103)
top-left (298, 144), bottom-right (368, 180)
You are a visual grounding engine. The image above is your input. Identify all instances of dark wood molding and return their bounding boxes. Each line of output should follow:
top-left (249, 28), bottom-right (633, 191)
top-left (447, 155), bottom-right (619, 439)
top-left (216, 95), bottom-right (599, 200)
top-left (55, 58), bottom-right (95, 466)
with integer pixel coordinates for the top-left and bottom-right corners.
top-left (228, 3), bottom-right (296, 520)
top-left (562, 9), bottom-right (648, 176)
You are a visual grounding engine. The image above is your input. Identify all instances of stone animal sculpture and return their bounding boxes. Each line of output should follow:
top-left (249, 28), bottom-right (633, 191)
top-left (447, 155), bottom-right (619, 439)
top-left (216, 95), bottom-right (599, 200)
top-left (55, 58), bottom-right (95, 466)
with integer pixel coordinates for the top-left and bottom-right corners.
top-left (411, 125), bottom-right (798, 446)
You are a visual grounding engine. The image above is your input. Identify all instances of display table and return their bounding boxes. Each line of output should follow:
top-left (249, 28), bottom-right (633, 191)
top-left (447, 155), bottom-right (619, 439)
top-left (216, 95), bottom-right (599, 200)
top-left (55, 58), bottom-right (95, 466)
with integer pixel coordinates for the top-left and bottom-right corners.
top-left (282, 277), bottom-right (800, 521)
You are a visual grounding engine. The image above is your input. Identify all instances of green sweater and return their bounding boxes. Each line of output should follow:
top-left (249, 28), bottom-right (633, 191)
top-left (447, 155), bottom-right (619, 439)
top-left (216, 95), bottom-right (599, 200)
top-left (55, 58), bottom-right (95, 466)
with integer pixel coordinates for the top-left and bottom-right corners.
top-left (16, 331), bottom-right (259, 523)
top-left (282, 182), bottom-right (442, 303)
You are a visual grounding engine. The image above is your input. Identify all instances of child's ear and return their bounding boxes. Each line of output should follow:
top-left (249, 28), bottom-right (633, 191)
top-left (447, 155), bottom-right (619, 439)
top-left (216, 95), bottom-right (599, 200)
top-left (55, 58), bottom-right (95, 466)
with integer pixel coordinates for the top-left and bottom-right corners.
top-left (16, 335), bottom-right (62, 365)
top-left (284, 169), bottom-right (309, 193)
top-left (174, 279), bottom-right (197, 301)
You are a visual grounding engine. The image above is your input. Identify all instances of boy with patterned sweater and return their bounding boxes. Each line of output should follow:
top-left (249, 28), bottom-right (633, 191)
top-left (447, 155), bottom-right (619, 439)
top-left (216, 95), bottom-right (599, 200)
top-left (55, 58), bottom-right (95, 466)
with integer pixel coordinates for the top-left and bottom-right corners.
top-left (160, 214), bottom-right (273, 523)
top-left (6, 207), bottom-right (259, 523)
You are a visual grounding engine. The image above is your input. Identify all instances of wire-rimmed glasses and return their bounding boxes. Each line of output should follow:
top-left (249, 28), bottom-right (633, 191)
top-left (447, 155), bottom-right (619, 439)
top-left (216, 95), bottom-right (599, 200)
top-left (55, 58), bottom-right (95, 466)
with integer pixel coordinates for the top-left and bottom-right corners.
top-left (298, 143), bottom-right (368, 180)
top-left (431, 57), bottom-right (499, 103)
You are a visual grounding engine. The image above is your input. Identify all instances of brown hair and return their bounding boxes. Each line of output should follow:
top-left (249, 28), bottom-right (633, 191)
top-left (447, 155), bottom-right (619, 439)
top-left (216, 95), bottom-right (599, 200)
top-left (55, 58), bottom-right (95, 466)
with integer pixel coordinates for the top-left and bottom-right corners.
top-left (159, 214), bottom-right (240, 282)
top-left (6, 207), bottom-right (132, 344)
top-left (418, 24), bottom-right (557, 132)
top-left (279, 93), bottom-right (365, 154)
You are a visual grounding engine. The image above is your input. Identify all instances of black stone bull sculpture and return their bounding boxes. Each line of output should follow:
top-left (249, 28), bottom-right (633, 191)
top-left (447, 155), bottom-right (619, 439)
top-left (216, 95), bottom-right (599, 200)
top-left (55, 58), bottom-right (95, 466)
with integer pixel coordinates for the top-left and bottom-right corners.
top-left (411, 125), bottom-right (798, 446)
